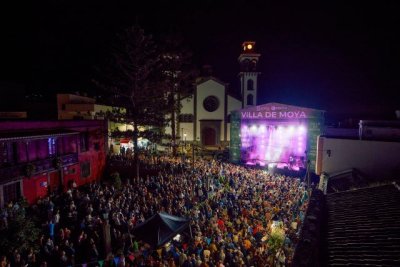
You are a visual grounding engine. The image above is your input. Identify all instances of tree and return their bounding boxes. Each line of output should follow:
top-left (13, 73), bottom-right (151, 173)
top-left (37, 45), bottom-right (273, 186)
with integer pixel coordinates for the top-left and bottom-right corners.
top-left (0, 199), bottom-right (40, 255)
top-left (94, 26), bottom-right (167, 180)
top-left (158, 33), bottom-right (198, 156)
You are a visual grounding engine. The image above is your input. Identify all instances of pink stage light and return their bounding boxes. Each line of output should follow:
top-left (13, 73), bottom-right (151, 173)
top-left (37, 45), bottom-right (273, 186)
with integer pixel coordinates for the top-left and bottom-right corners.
top-left (241, 121), bottom-right (308, 171)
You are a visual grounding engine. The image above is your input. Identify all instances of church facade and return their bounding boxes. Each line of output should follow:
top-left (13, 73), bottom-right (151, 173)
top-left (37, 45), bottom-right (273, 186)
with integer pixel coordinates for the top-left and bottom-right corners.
top-left (166, 41), bottom-right (261, 147)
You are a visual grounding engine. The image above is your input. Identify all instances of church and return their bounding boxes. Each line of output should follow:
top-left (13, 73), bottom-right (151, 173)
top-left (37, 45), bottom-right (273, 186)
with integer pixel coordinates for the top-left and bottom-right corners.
top-left (166, 41), bottom-right (261, 147)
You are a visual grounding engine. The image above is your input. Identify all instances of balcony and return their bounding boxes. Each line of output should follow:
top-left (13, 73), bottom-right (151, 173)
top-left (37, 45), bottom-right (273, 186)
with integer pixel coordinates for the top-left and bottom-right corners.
top-left (0, 153), bottom-right (79, 183)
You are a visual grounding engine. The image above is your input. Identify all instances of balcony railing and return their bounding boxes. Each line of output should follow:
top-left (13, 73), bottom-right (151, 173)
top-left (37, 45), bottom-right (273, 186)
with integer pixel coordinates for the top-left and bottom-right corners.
top-left (0, 153), bottom-right (79, 183)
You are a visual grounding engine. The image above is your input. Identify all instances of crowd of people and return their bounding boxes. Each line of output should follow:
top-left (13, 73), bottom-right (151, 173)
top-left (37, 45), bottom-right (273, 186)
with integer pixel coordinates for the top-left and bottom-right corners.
top-left (0, 155), bottom-right (310, 267)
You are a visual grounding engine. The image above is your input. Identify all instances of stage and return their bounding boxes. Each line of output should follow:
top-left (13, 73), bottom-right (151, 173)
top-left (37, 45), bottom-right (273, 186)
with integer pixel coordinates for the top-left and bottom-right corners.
top-left (230, 103), bottom-right (325, 173)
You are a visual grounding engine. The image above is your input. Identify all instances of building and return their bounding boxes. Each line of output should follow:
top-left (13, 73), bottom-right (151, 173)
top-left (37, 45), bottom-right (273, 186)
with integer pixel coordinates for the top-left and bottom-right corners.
top-left (57, 93), bottom-right (141, 154)
top-left (167, 41), bottom-right (261, 147)
top-left (57, 93), bottom-right (113, 120)
top-left (0, 120), bottom-right (107, 207)
top-left (316, 120), bottom-right (400, 179)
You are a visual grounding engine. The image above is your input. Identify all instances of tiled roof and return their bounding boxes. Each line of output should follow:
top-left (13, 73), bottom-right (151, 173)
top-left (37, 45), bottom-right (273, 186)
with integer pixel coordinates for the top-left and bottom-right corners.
top-left (325, 184), bottom-right (400, 266)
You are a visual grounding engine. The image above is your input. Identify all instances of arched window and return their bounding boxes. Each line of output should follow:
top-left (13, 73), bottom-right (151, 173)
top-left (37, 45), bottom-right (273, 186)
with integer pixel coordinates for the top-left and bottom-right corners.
top-left (247, 94), bottom-right (254, 105)
top-left (247, 79), bottom-right (254, 91)
top-left (250, 60), bottom-right (257, 71)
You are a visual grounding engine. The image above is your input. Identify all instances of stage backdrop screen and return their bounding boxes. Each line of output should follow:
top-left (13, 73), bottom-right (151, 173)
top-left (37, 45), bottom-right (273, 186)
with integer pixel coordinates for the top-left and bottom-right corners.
top-left (241, 123), bottom-right (308, 170)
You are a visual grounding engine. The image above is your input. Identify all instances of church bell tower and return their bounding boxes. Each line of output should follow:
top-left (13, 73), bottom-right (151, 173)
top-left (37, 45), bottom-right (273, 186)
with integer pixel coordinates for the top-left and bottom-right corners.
top-left (238, 41), bottom-right (261, 108)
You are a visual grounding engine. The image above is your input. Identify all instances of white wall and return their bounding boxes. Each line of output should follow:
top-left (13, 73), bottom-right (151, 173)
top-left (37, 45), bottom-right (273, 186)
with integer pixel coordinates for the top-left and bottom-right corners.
top-left (316, 136), bottom-right (400, 179)
top-left (196, 80), bottom-right (226, 139)
top-left (181, 96), bottom-right (194, 114)
top-left (179, 122), bottom-right (194, 142)
top-left (227, 96), bottom-right (242, 114)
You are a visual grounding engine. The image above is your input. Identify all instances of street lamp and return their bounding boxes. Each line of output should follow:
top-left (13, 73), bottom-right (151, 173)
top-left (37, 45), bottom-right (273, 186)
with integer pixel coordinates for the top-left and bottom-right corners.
top-left (183, 133), bottom-right (187, 147)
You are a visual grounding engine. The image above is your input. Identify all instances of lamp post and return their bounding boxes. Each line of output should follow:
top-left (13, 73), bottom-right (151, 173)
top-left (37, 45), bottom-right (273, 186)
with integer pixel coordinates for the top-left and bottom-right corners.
top-left (183, 133), bottom-right (187, 148)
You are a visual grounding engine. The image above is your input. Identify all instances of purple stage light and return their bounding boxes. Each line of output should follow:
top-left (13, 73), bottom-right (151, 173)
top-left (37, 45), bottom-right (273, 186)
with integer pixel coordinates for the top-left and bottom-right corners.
top-left (241, 122), bottom-right (308, 170)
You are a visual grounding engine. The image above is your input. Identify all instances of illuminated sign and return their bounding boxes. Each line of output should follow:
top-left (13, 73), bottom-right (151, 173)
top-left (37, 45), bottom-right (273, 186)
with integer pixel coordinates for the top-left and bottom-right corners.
top-left (241, 111), bottom-right (307, 119)
top-left (239, 103), bottom-right (323, 120)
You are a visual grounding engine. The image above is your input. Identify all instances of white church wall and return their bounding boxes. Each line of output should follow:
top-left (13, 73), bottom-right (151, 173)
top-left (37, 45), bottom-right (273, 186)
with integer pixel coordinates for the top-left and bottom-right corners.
top-left (196, 79), bottom-right (226, 139)
top-left (179, 122), bottom-right (194, 142)
top-left (180, 96), bottom-right (194, 114)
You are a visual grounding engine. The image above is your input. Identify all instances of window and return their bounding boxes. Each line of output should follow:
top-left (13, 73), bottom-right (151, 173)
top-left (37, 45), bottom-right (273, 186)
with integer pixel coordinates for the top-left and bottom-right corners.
top-left (247, 79), bottom-right (254, 91)
top-left (80, 132), bottom-right (89, 152)
top-left (48, 138), bottom-right (57, 156)
top-left (247, 94), bottom-right (254, 105)
top-left (250, 60), bottom-right (257, 71)
top-left (12, 142), bottom-right (18, 163)
top-left (94, 142), bottom-right (100, 151)
top-left (0, 142), bottom-right (8, 166)
top-left (203, 96), bottom-right (220, 112)
top-left (3, 181), bottom-right (21, 205)
top-left (80, 161), bottom-right (90, 179)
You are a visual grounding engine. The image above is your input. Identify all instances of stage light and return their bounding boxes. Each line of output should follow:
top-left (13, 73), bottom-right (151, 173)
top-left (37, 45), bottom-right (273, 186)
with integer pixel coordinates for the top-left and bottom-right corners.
top-left (251, 125), bottom-right (257, 132)
top-left (268, 163), bottom-right (276, 169)
top-left (288, 126), bottom-right (295, 133)
top-left (298, 125), bottom-right (306, 133)
top-left (259, 125), bottom-right (266, 132)
top-left (277, 126), bottom-right (284, 132)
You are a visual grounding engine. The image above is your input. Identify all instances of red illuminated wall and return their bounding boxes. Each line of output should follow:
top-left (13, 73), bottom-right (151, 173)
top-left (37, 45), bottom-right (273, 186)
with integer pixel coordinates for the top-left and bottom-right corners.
top-left (23, 174), bottom-right (48, 204)
top-left (0, 120), bottom-right (107, 205)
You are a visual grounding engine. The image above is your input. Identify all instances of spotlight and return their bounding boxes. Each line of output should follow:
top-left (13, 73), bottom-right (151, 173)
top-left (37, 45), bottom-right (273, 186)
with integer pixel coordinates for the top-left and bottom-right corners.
top-left (298, 125), bottom-right (306, 133)
top-left (268, 163), bottom-right (276, 169)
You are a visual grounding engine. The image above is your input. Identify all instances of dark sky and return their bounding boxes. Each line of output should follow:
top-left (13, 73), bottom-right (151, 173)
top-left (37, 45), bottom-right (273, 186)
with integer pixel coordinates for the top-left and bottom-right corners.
top-left (4, 1), bottom-right (400, 118)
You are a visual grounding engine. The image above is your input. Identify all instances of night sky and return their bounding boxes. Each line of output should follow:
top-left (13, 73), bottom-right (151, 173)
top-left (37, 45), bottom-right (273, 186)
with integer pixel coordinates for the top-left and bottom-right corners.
top-left (4, 1), bottom-right (400, 120)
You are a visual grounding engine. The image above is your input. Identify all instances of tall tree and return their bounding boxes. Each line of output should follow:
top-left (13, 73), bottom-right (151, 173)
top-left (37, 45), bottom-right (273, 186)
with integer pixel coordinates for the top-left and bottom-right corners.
top-left (95, 26), bottom-right (167, 179)
top-left (159, 33), bottom-right (198, 156)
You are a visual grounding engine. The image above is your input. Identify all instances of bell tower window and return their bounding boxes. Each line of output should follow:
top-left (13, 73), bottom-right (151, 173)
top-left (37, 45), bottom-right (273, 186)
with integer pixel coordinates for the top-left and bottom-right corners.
top-left (247, 94), bottom-right (254, 106)
top-left (247, 80), bottom-right (254, 91)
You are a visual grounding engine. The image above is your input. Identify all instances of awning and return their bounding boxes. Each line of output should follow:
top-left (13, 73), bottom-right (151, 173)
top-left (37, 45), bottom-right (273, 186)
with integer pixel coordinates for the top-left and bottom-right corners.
top-left (0, 129), bottom-right (79, 142)
top-left (120, 138), bottom-right (131, 143)
top-left (133, 212), bottom-right (191, 248)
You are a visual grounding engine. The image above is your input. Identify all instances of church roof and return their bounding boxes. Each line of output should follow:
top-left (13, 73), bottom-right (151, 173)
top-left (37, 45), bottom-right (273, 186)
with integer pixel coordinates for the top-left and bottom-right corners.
top-left (196, 76), bottom-right (228, 86)
top-left (227, 89), bottom-right (242, 101)
top-left (195, 76), bottom-right (242, 101)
